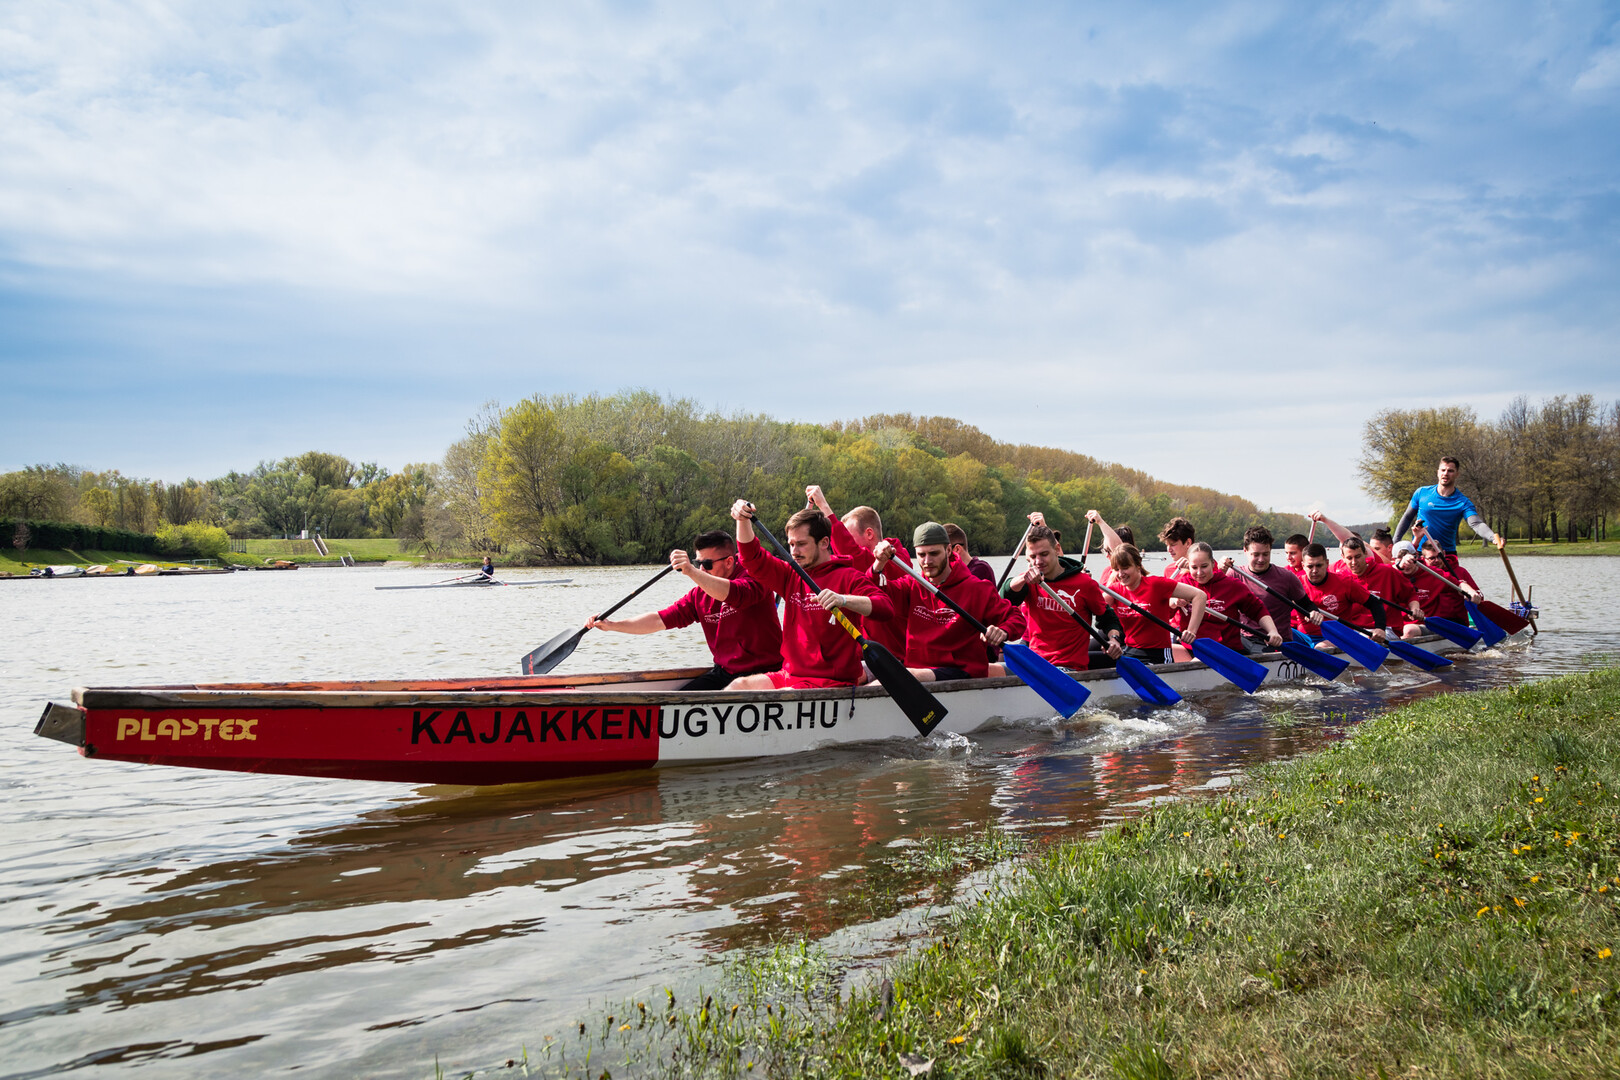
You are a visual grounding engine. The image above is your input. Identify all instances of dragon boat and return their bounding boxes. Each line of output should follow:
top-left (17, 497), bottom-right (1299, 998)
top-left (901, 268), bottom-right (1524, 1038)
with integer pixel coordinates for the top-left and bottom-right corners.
top-left (32, 632), bottom-right (1495, 786)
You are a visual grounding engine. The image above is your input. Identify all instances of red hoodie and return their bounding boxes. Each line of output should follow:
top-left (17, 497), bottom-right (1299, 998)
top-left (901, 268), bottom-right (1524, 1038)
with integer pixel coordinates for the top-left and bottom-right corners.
top-left (879, 560), bottom-right (1026, 678)
top-left (1294, 570), bottom-right (1376, 638)
top-left (828, 514), bottom-right (910, 657)
top-left (738, 538), bottom-right (894, 683)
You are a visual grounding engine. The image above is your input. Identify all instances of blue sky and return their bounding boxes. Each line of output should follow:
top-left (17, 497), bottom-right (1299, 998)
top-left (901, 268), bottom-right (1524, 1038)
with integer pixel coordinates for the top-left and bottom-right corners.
top-left (2, 1), bottom-right (1617, 521)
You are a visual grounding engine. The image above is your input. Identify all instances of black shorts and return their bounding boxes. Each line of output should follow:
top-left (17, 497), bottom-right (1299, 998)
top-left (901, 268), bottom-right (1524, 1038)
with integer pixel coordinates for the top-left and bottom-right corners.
top-left (678, 664), bottom-right (774, 691)
top-left (1122, 646), bottom-right (1171, 665)
top-left (931, 666), bottom-right (972, 682)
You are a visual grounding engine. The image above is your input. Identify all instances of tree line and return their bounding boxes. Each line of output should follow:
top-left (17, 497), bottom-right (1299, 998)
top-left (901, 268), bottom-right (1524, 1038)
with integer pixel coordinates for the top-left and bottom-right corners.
top-left (1360, 394), bottom-right (1620, 542)
top-left (1, 391), bottom-right (1311, 561)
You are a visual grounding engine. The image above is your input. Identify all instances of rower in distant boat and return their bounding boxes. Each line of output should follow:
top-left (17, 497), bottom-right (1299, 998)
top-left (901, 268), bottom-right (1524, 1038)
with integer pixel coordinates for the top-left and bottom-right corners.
top-left (1106, 544), bottom-right (1207, 664)
top-left (479, 556), bottom-right (495, 580)
top-left (1395, 455), bottom-right (1506, 574)
top-left (1294, 543), bottom-right (1389, 645)
top-left (586, 531), bottom-right (784, 691)
top-left (729, 500), bottom-right (894, 690)
top-left (1001, 518), bottom-right (1123, 670)
top-left (870, 522), bottom-right (1025, 682)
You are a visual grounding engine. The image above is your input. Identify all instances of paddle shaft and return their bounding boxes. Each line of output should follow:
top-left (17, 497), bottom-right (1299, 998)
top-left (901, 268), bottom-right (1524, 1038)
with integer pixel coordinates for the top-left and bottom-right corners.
top-left (1498, 545), bottom-right (1537, 632)
top-left (593, 564), bottom-right (680, 622)
top-left (994, 522), bottom-right (1036, 590)
top-left (1100, 583), bottom-right (1189, 642)
top-left (1199, 604), bottom-right (1273, 644)
top-left (1078, 520), bottom-right (1094, 572)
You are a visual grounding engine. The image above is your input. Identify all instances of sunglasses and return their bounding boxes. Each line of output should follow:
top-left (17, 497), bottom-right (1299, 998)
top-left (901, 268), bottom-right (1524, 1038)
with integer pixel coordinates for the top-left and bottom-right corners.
top-left (695, 556), bottom-right (733, 570)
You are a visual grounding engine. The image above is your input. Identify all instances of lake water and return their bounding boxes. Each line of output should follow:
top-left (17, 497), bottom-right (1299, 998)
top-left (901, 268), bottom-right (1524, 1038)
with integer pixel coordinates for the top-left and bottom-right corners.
top-left (1, 554), bottom-right (1614, 1078)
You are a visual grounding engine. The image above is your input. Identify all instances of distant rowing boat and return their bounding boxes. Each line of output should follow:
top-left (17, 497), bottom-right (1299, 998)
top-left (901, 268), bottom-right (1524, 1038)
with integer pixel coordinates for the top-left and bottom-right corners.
top-left (374, 576), bottom-right (574, 591)
top-left (33, 632), bottom-right (1497, 786)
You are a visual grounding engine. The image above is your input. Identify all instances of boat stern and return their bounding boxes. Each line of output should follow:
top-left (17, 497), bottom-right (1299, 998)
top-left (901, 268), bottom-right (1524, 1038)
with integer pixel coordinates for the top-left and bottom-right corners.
top-left (36, 701), bottom-right (86, 747)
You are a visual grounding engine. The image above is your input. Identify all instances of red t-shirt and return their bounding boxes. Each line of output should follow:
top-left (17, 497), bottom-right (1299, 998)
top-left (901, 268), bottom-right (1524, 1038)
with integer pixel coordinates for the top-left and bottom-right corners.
top-left (1339, 561), bottom-right (1418, 630)
top-left (1295, 570), bottom-right (1375, 637)
top-left (1174, 570), bottom-right (1265, 650)
top-left (738, 539), bottom-right (895, 684)
top-left (828, 515), bottom-right (910, 657)
top-left (883, 562), bottom-right (1026, 678)
top-left (658, 567), bottom-right (784, 674)
top-left (1409, 563), bottom-right (1467, 621)
top-left (1110, 574), bottom-right (1181, 649)
top-left (1008, 570), bottom-right (1110, 669)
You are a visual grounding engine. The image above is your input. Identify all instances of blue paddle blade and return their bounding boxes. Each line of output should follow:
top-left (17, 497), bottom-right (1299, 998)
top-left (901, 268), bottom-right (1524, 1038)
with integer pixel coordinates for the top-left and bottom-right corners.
top-left (1424, 616), bottom-right (1482, 650)
top-left (1002, 642), bottom-right (1092, 717)
top-left (1115, 655), bottom-right (1181, 705)
top-left (1187, 638), bottom-right (1269, 693)
top-left (1385, 636), bottom-right (1452, 670)
top-left (1466, 601), bottom-right (1508, 646)
top-left (1320, 620), bottom-right (1389, 671)
top-left (1278, 640), bottom-right (1349, 680)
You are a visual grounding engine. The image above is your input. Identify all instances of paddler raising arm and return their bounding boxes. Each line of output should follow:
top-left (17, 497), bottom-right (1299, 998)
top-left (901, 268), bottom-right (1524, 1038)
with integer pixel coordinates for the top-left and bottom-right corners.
top-left (1001, 515), bottom-right (1123, 669)
top-left (804, 484), bottom-right (911, 658)
top-left (585, 532), bottom-right (784, 691)
top-left (726, 499), bottom-right (893, 691)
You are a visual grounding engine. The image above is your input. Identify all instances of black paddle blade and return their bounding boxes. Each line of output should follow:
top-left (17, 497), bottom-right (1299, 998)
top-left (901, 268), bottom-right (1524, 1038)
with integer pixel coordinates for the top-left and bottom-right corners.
top-left (521, 627), bottom-right (587, 675)
top-left (861, 639), bottom-right (948, 737)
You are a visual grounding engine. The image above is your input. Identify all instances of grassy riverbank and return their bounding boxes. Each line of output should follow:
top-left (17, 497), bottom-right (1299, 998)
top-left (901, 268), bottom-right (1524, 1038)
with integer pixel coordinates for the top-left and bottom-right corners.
top-left (1462, 539), bottom-right (1620, 558)
top-left (0, 548), bottom-right (208, 575)
top-left (524, 668), bottom-right (1620, 1079)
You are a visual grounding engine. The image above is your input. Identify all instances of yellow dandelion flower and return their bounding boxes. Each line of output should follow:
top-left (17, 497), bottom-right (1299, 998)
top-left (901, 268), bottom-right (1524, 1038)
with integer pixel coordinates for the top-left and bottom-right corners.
top-left (1514, 897), bottom-right (1526, 908)
top-left (1600, 949), bottom-right (1613, 960)
top-left (1601, 885), bottom-right (1610, 894)
top-left (1530, 876), bottom-right (1541, 883)
top-left (620, 1023), bottom-right (632, 1032)
top-left (1532, 775), bottom-right (1540, 782)
top-left (1535, 797), bottom-right (1544, 803)
top-left (1477, 906), bottom-right (1491, 917)
top-left (948, 1035), bottom-right (967, 1045)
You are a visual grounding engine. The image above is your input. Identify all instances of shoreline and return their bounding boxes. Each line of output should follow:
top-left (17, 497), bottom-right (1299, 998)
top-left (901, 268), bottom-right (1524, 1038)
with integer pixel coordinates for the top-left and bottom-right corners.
top-left (508, 667), bottom-right (1620, 1078)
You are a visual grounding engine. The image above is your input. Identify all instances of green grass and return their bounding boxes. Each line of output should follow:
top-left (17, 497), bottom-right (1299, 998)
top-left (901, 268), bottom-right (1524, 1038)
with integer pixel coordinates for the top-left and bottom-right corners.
top-left (505, 669), bottom-right (1620, 1078)
top-left (1464, 537), bottom-right (1620, 557)
top-left (240, 537), bottom-right (435, 563)
top-left (0, 548), bottom-right (202, 573)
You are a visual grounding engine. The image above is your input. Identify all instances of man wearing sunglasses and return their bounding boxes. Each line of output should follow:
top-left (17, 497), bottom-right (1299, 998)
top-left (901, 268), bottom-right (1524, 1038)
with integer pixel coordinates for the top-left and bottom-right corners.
top-left (586, 531), bottom-right (783, 690)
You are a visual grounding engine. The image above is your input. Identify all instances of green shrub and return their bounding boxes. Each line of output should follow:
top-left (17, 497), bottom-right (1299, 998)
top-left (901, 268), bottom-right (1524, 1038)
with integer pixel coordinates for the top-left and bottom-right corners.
top-left (155, 521), bottom-right (230, 557)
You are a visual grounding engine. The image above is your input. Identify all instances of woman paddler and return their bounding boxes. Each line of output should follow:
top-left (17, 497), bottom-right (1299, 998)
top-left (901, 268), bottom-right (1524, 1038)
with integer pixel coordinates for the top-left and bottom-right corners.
top-left (1107, 543), bottom-right (1207, 664)
top-left (1174, 542), bottom-right (1282, 652)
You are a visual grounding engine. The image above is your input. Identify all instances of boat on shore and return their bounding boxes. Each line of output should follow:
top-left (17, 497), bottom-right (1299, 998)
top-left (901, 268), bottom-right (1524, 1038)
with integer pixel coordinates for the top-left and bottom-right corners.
top-left (34, 633), bottom-right (1487, 786)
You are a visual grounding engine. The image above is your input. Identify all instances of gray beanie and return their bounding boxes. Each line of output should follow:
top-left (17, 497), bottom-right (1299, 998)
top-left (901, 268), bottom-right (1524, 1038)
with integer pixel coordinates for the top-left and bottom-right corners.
top-left (913, 521), bottom-right (949, 549)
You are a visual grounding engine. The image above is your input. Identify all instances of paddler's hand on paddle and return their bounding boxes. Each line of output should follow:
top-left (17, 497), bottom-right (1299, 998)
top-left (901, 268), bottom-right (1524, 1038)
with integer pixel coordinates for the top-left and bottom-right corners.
top-left (981, 624), bottom-right (1009, 648)
top-left (1105, 633), bottom-right (1123, 661)
top-left (870, 539), bottom-right (896, 572)
top-left (1371, 627), bottom-right (1388, 643)
top-left (804, 485), bottom-right (833, 515)
top-left (812, 588), bottom-right (873, 616)
top-left (670, 549), bottom-right (695, 576)
top-left (1267, 631), bottom-right (1284, 647)
top-left (1018, 564), bottom-right (1045, 589)
top-left (1463, 584), bottom-right (1483, 603)
top-left (730, 498), bottom-right (757, 544)
top-left (1220, 556), bottom-right (1235, 572)
top-left (1179, 628), bottom-right (1198, 646)
top-left (1306, 610), bottom-right (1324, 627)
top-left (1494, 534), bottom-right (1507, 551)
top-left (1026, 511), bottom-right (1047, 526)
